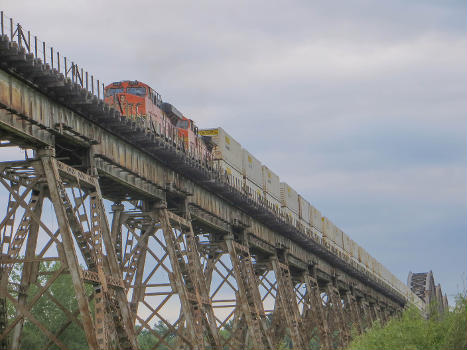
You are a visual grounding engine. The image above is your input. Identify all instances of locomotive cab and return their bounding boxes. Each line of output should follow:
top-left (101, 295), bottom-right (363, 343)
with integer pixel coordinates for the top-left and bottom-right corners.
top-left (104, 81), bottom-right (149, 119)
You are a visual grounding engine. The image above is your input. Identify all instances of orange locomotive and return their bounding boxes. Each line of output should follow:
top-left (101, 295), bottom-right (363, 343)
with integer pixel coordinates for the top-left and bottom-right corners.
top-left (104, 80), bottom-right (211, 165)
top-left (160, 102), bottom-right (212, 163)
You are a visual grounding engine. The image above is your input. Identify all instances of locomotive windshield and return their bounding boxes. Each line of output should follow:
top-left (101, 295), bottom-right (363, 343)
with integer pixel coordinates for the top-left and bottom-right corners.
top-left (126, 87), bottom-right (147, 97)
top-left (176, 120), bottom-right (189, 129)
top-left (105, 88), bottom-right (124, 97)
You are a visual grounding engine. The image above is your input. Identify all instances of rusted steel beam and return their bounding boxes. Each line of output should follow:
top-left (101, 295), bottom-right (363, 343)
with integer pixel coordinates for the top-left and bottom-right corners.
top-left (155, 207), bottom-right (220, 350)
top-left (225, 238), bottom-right (273, 350)
top-left (271, 256), bottom-right (307, 350)
top-left (10, 189), bottom-right (43, 349)
top-left (41, 154), bottom-right (99, 350)
top-left (303, 273), bottom-right (332, 349)
top-left (325, 282), bottom-right (350, 349)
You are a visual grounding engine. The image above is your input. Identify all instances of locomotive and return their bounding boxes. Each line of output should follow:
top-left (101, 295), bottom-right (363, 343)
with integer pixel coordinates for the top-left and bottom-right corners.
top-left (104, 80), bottom-right (211, 165)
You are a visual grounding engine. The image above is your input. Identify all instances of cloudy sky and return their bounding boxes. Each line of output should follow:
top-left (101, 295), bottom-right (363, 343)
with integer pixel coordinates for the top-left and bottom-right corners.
top-left (3, 1), bottom-right (466, 302)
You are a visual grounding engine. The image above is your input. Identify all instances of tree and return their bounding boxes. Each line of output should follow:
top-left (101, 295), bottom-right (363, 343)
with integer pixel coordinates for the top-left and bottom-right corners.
top-left (348, 293), bottom-right (467, 350)
top-left (8, 261), bottom-right (90, 350)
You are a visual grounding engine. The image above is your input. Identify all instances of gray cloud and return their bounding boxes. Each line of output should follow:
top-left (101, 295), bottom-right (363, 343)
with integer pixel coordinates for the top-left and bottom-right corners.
top-left (3, 0), bottom-right (466, 302)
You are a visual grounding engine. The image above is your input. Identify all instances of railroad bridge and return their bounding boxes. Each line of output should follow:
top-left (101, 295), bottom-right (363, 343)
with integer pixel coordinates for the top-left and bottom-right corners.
top-left (0, 12), bottom-right (445, 350)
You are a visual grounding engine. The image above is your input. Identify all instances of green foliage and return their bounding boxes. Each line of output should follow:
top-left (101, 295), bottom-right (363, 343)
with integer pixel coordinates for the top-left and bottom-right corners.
top-left (8, 261), bottom-right (92, 350)
top-left (348, 293), bottom-right (467, 350)
top-left (136, 322), bottom-right (175, 350)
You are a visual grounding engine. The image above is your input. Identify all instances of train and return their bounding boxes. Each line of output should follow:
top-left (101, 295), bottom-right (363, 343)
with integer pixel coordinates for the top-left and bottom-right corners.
top-left (104, 80), bottom-right (422, 307)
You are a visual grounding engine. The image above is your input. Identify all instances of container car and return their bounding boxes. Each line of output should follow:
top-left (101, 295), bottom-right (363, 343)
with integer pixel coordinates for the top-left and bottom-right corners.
top-left (280, 182), bottom-right (299, 214)
top-left (242, 149), bottom-right (262, 188)
top-left (262, 165), bottom-right (281, 201)
top-left (199, 127), bottom-right (243, 172)
top-left (298, 195), bottom-right (311, 225)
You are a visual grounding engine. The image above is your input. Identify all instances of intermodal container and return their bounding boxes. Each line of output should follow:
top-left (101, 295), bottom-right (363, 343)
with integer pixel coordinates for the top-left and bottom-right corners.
top-left (359, 247), bottom-right (370, 269)
top-left (343, 232), bottom-right (352, 254)
top-left (242, 149), bottom-right (262, 187)
top-left (199, 127), bottom-right (242, 172)
top-left (310, 205), bottom-right (323, 233)
top-left (280, 182), bottom-right (299, 214)
top-left (262, 165), bottom-right (280, 200)
top-left (350, 239), bottom-right (359, 261)
top-left (323, 218), bottom-right (343, 247)
top-left (298, 195), bottom-right (311, 225)
top-left (335, 226), bottom-right (344, 248)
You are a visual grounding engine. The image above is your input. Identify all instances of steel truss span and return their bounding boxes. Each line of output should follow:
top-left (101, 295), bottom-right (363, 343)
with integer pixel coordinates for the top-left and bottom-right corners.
top-left (0, 12), bottom-right (435, 350)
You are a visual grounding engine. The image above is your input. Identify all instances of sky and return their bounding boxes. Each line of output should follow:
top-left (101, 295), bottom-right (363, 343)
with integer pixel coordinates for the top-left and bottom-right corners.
top-left (2, 0), bottom-right (466, 303)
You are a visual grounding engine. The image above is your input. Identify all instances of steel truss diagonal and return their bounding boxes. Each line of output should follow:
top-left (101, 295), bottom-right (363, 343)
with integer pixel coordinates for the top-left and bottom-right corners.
top-left (225, 238), bottom-right (273, 350)
top-left (302, 274), bottom-right (332, 349)
top-left (271, 257), bottom-right (307, 350)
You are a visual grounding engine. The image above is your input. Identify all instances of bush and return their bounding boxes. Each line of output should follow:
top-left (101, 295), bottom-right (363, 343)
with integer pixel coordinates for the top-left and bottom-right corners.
top-left (348, 293), bottom-right (467, 350)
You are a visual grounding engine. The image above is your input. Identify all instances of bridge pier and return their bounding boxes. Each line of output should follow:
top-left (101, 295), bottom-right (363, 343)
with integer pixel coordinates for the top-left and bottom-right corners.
top-left (224, 236), bottom-right (272, 349)
top-left (326, 281), bottom-right (350, 348)
top-left (302, 271), bottom-right (332, 349)
top-left (357, 297), bottom-right (373, 330)
top-left (343, 288), bottom-right (364, 335)
top-left (271, 250), bottom-right (307, 350)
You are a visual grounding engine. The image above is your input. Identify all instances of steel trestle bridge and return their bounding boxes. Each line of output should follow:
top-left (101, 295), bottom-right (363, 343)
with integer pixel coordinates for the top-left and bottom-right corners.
top-left (0, 11), bottom-right (447, 350)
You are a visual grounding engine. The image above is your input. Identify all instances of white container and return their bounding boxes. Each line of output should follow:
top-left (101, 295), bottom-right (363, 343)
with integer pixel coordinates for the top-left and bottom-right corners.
top-left (350, 239), bottom-right (359, 261)
top-left (280, 182), bottom-right (299, 214)
top-left (369, 256), bottom-right (377, 274)
top-left (323, 217), bottom-right (342, 246)
top-left (322, 217), bottom-right (332, 241)
top-left (357, 246), bottom-right (364, 263)
top-left (213, 159), bottom-right (243, 191)
top-left (310, 206), bottom-right (323, 233)
top-left (262, 165), bottom-right (280, 200)
top-left (242, 149), bottom-right (262, 187)
top-left (265, 193), bottom-right (281, 213)
top-left (343, 232), bottom-right (352, 254)
top-left (298, 195), bottom-right (311, 225)
top-left (358, 247), bottom-right (370, 269)
top-left (244, 178), bottom-right (263, 202)
top-left (335, 227), bottom-right (344, 249)
top-left (199, 127), bottom-right (242, 172)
